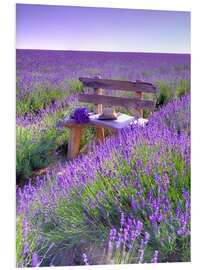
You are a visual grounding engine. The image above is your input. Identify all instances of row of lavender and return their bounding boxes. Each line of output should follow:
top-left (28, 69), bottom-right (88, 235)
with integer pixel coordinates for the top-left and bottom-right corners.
top-left (16, 93), bottom-right (190, 266)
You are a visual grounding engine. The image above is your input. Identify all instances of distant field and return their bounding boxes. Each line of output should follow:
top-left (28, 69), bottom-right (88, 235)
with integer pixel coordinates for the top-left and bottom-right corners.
top-left (16, 49), bottom-right (190, 86)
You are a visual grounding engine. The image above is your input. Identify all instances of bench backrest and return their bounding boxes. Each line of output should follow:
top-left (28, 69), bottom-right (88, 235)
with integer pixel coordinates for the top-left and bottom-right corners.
top-left (78, 76), bottom-right (156, 117)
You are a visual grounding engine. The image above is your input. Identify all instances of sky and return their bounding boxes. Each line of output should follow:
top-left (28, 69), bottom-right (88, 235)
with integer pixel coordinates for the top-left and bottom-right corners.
top-left (16, 4), bottom-right (190, 53)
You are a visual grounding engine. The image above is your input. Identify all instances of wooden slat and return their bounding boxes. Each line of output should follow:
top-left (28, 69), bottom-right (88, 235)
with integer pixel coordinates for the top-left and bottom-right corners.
top-left (93, 76), bottom-right (103, 114)
top-left (94, 87), bottom-right (103, 114)
top-left (93, 77), bottom-right (104, 143)
top-left (79, 77), bottom-right (156, 93)
top-left (78, 93), bottom-right (155, 111)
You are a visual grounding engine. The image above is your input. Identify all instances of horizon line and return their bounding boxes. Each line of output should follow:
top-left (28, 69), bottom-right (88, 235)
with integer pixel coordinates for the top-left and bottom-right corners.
top-left (16, 48), bottom-right (190, 55)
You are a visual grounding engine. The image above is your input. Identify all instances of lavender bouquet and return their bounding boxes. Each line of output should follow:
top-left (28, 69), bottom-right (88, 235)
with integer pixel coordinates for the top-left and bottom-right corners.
top-left (73, 107), bottom-right (90, 124)
top-left (68, 103), bottom-right (80, 119)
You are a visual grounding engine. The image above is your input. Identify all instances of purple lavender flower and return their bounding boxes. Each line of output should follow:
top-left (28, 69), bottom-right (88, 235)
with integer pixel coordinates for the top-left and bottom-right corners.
top-left (21, 216), bottom-right (28, 244)
top-left (73, 108), bottom-right (90, 124)
top-left (49, 242), bottom-right (55, 249)
top-left (139, 249), bottom-right (144, 262)
top-left (151, 250), bottom-right (158, 263)
top-left (144, 232), bottom-right (150, 242)
top-left (31, 252), bottom-right (39, 267)
top-left (120, 212), bottom-right (125, 225)
top-left (55, 120), bottom-right (62, 129)
top-left (136, 220), bottom-right (143, 231)
top-left (160, 236), bottom-right (164, 246)
top-left (82, 253), bottom-right (88, 265)
top-left (163, 174), bottom-right (169, 185)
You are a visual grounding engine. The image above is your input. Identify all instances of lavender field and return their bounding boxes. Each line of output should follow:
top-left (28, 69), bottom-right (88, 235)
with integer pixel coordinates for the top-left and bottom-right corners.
top-left (16, 49), bottom-right (190, 267)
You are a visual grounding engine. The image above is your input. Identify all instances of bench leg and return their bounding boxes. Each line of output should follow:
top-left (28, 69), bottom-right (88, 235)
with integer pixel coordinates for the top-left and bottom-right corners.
top-left (67, 126), bottom-right (82, 160)
top-left (96, 127), bottom-right (104, 145)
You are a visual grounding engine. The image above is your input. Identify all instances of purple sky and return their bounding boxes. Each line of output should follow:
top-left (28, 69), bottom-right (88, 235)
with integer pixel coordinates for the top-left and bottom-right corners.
top-left (16, 4), bottom-right (190, 53)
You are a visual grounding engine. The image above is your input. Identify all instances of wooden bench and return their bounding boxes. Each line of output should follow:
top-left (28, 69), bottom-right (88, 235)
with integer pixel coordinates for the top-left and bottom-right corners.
top-left (63, 77), bottom-right (156, 160)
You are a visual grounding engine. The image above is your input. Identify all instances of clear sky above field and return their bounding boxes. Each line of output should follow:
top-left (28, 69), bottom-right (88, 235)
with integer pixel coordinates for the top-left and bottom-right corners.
top-left (16, 4), bottom-right (190, 53)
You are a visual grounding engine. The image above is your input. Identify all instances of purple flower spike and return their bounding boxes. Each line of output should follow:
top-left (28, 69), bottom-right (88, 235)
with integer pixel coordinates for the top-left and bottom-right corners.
top-left (151, 250), bottom-right (158, 263)
top-left (82, 253), bottom-right (89, 265)
top-left (144, 232), bottom-right (150, 242)
top-left (120, 212), bottom-right (125, 225)
top-left (31, 253), bottom-right (39, 267)
top-left (139, 249), bottom-right (144, 261)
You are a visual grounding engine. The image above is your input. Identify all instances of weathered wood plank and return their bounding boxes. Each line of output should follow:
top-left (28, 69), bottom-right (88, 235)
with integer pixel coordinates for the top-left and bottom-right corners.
top-left (67, 126), bottom-right (82, 160)
top-left (93, 76), bottom-right (103, 114)
top-left (79, 77), bottom-right (156, 93)
top-left (78, 93), bottom-right (155, 111)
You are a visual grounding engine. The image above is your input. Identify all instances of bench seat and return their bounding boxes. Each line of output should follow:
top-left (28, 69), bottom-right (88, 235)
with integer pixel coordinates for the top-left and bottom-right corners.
top-left (63, 113), bottom-right (148, 130)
